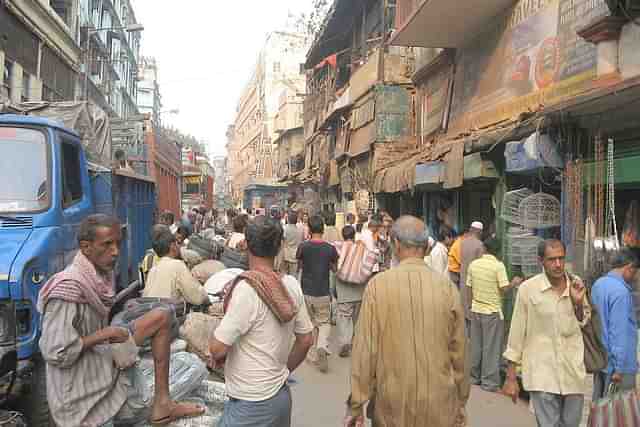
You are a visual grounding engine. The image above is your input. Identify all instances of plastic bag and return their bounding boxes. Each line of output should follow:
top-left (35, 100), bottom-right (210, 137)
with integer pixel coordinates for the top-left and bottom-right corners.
top-left (0, 411), bottom-right (27, 427)
top-left (128, 351), bottom-right (208, 409)
top-left (623, 201), bottom-right (640, 248)
top-left (111, 334), bottom-right (139, 370)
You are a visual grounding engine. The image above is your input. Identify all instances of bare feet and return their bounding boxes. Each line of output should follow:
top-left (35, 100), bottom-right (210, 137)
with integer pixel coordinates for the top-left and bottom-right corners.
top-left (150, 401), bottom-right (205, 425)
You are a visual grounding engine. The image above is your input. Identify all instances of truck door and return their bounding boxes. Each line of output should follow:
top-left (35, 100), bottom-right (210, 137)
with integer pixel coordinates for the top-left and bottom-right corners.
top-left (58, 133), bottom-right (92, 267)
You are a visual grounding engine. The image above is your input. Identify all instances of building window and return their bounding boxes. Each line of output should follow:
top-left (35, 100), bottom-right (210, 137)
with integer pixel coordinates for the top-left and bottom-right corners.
top-left (273, 62), bottom-right (281, 73)
top-left (185, 183), bottom-right (199, 194)
top-left (60, 141), bottom-right (83, 207)
top-left (3, 60), bottom-right (12, 100)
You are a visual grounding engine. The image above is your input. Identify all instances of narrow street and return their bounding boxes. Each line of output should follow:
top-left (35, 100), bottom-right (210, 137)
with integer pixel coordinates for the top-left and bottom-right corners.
top-left (291, 342), bottom-right (537, 427)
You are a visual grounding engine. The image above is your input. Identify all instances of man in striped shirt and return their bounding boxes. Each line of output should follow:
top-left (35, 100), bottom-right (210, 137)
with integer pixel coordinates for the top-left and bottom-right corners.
top-left (39, 214), bottom-right (204, 427)
top-left (466, 237), bottom-right (521, 392)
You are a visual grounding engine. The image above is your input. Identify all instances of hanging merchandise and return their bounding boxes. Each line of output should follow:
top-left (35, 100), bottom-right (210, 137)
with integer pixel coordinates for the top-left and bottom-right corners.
top-left (605, 138), bottom-right (619, 252)
top-left (594, 138), bottom-right (620, 255)
top-left (623, 201), bottom-right (640, 248)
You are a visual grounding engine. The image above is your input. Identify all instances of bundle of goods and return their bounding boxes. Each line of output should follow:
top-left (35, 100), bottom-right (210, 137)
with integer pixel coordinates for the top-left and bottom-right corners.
top-left (113, 352), bottom-right (208, 426)
top-left (134, 380), bottom-right (227, 427)
top-left (191, 260), bottom-right (226, 284)
top-left (188, 234), bottom-right (223, 260)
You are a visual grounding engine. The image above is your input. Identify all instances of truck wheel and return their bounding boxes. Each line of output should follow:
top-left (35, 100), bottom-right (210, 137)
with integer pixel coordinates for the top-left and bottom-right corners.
top-left (25, 356), bottom-right (53, 427)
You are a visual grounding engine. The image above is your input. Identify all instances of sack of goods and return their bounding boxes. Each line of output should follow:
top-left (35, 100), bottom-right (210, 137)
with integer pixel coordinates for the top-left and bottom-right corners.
top-left (188, 234), bottom-right (222, 260)
top-left (192, 260), bottom-right (226, 284)
top-left (220, 247), bottom-right (249, 270)
top-left (117, 351), bottom-right (208, 426)
top-left (179, 312), bottom-right (222, 363)
top-left (334, 240), bottom-right (377, 285)
top-left (134, 380), bottom-right (227, 427)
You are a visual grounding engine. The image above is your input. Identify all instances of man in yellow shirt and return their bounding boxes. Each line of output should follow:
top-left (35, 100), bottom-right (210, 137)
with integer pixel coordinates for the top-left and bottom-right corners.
top-left (466, 237), bottom-right (521, 392)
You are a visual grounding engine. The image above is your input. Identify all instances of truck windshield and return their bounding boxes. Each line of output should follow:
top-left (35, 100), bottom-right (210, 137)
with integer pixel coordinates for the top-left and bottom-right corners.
top-left (0, 127), bottom-right (49, 213)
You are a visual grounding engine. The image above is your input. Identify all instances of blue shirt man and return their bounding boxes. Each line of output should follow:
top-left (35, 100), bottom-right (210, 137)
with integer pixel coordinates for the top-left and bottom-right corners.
top-left (591, 249), bottom-right (639, 399)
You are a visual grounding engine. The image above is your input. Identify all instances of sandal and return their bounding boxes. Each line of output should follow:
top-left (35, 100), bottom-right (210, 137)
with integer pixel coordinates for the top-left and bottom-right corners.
top-left (150, 402), bottom-right (205, 425)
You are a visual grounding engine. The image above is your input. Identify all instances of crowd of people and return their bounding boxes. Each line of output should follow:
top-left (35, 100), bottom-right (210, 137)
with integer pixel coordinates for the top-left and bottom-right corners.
top-left (34, 206), bottom-right (640, 427)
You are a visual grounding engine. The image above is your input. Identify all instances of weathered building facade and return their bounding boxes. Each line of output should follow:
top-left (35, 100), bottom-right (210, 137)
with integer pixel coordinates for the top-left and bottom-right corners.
top-left (182, 145), bottom-right (215, 212)
top-left (226, 31), bottom-right (309, 209)
top-left (0, 0), bottom-right (79, 104)
top-left (387, 0), bottom-right (640, 290)
top-left (301, 0), bottom-right (416, 216)
top-left (137, 56), bottom-right (162, 126)
top-left (0, 0), bottom-right (142, 118)
top-left (211, 155), bottom-right (232, 211)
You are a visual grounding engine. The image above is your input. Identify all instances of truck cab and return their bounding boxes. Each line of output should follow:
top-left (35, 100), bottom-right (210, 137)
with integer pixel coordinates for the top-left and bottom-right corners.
top-left (0, 114), bottom-right (155, 425)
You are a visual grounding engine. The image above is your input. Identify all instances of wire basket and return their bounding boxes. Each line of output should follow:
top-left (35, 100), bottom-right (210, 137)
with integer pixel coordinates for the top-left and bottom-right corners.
top-left (518, 192), bottom-right (561, 229)
top-left (501, 188), bottom-right (534, 225)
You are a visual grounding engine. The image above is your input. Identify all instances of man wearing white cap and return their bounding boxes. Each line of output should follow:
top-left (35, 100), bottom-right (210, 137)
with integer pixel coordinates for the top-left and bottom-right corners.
top-left (460, 221), bottom-right (485, 331)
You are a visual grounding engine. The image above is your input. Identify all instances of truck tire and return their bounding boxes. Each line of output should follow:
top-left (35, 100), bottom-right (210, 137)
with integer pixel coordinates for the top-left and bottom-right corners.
top-left (25, 356), bottom-right (53, 427)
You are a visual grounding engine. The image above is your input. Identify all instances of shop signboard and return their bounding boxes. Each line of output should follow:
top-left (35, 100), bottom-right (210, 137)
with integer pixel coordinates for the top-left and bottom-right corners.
top-left (449, 0), bottom-right (609, 132)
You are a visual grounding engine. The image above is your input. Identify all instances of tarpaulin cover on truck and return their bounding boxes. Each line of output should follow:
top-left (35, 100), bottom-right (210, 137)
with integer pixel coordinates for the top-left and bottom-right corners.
top-left (1, 101), bottom-right (112, 167)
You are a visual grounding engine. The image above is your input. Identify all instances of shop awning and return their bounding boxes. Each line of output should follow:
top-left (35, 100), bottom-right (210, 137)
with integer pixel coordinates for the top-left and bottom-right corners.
top-left (390, 0), bottom-right (517, 48)
top-left (183, 176), bottom-right (201, 185)
top-left (546, 76), bottom-right (640, 134)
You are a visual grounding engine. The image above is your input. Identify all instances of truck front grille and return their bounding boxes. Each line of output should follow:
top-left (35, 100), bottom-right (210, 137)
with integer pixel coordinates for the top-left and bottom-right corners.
top-left (0, 217), bottom-right (33, 229)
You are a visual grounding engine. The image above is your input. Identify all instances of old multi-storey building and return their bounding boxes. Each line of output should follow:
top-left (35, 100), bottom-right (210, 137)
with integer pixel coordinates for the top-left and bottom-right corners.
top-left (1, 1), bottom-right (78, 103)
top-left (227, 31), bottom-right (309, 209)
top-left (78, 0), bottom-right (142, 118)
top-left (211, 155), bottom-right (232, 211)
top-left (137, 56), bottom-right (162, 126)
top-left (301, 0), bottom-right (416, 216)
top-left (182, 144), bottom-right (215, 212)
top-left (0, 0), bottom-right (142, 119)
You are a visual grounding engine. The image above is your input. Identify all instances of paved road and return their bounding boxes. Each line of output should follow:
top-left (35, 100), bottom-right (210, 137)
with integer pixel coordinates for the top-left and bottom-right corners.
top-left (291, 346), bottom-right (537, 427)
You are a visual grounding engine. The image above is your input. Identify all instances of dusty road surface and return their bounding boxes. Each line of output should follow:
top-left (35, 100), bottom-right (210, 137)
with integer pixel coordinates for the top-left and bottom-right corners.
top-left (291, 345), bottom-right (537, 427)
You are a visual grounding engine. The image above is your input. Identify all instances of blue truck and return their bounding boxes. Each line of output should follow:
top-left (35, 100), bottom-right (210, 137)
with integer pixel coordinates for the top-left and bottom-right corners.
top-left (0, 110), bottom-right (155, 425)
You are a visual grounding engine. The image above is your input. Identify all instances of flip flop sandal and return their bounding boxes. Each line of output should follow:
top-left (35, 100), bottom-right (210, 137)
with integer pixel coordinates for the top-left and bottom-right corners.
top-left (150, 402), bottom-right (205, 425)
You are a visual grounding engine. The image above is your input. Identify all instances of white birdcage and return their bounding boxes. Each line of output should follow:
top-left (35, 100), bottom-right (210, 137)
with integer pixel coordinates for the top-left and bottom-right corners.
top-left (501, 188), bottom-right (534, 225)
top-left (518, 192), bottom-right (561, 229)
top-left (506, 228), bottom-right (542, 277)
